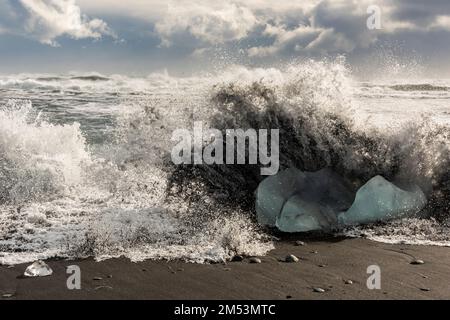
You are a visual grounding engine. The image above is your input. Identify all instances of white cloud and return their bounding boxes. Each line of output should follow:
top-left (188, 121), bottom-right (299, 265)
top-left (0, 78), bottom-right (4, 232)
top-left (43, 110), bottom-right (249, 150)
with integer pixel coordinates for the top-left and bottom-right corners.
top-left (2, 0), bottom-right (115, 46)
top-left (431, 15), bottom-right (450, 31)
top-left (77, 0), bottom-right (167, 21)
top-left (246, 1), bottom-right (370, 57)
top-left (155, 2), bottom-right (258, 46)
top-left (248, 25), bottom-right (323, 57)
top-left (148, 0), bottom-right (385, 55)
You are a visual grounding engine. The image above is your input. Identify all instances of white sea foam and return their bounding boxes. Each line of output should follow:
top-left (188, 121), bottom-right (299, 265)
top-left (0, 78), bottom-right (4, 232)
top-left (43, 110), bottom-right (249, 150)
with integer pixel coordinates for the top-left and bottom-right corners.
top-left (0, 92), bottom-right (273, 265)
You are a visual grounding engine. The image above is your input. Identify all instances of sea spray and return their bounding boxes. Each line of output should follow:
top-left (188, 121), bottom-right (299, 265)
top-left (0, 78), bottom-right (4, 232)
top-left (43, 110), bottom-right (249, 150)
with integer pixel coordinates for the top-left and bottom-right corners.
top-left (0, 100), bottom-right (90, 204)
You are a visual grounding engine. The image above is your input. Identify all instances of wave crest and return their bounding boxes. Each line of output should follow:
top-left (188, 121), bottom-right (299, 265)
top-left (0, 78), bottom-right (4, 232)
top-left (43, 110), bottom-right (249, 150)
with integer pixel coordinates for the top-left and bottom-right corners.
top-left (0, 100), bottom-right (90, 204)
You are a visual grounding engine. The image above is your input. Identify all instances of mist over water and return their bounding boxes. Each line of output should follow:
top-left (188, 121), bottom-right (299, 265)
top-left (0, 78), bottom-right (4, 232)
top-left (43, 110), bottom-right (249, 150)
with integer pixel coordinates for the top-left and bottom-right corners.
top-left (0, 61), bottom-right (449, 265)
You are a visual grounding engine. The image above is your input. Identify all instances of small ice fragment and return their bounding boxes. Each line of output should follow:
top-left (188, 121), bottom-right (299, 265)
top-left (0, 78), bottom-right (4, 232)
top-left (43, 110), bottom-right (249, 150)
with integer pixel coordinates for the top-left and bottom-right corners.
top-left (24, 260), bottom-right (53, 277)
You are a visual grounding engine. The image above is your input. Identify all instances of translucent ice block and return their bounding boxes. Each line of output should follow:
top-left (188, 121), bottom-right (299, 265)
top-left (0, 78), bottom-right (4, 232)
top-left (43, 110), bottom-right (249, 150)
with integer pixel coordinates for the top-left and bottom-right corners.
top-left (256, 168), bottom-right (354, 232)
top-left (24, 260), bottom-right (53, 277)
top-left (256, 169), bottom-right (427, 232)
top-left (338, 175), bottom-right (427, 226)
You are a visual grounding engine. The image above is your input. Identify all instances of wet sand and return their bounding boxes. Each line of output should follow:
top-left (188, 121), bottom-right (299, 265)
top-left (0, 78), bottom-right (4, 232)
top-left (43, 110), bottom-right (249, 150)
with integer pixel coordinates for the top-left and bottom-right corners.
top-left (1, 237), bottom-right (449, 300)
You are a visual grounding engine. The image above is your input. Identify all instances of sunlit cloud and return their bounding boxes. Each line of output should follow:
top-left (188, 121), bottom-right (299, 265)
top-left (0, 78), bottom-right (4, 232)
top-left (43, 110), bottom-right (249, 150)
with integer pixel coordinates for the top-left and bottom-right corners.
top-left (0, 0), bottom-right (115, 46)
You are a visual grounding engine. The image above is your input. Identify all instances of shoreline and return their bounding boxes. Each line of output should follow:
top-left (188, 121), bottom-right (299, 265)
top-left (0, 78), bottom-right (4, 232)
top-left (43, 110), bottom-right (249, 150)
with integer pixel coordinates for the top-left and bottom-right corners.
top-left (1, 237), bottom-right (449, 299)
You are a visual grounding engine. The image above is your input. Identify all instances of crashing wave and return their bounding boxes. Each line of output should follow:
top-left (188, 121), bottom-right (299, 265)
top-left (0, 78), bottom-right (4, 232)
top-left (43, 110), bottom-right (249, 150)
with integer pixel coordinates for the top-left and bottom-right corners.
top-left (0, 100), bottom-right (91, 204)
top-left (170, 62), bottom-right (449, 223)
top-left (0, 61), bottom-right (449, 265)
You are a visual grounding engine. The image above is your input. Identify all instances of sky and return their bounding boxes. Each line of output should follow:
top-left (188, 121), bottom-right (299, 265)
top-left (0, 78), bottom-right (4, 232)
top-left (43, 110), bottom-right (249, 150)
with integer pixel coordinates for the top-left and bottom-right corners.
top-left (0, 0), bottom-right (450, 76)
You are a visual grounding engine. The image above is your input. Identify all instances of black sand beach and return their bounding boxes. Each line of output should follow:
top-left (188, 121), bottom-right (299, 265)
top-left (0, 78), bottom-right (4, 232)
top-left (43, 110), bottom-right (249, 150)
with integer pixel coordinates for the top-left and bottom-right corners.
top-left (1, 238), bottom-right (449, 300)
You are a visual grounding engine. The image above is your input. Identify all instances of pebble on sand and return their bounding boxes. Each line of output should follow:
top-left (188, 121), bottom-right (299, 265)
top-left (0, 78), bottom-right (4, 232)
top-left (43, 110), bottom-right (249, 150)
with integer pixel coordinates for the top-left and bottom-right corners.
top-left (232, 255), bottom-right (244, 262)
top-left (313, 287), bottom-right (325, 293)
top-left (344, 280), bottom-right (353, 285)
top-left (285, 254), bottom-right (299, 263)
top-left (295, 241), bottom-right (306, 246)
top-left (94, 286), bottom-right (113, 291)
top-left (249, 257), bottom-right (262, 264)
top-left (2, 293), bottom-right (14, 298)
top-left (93, 277), bottom-right (103, 280)
top-left (420, 288), bottom-right (431, 292)
top-left (411, 259), bottom-right (425, 265)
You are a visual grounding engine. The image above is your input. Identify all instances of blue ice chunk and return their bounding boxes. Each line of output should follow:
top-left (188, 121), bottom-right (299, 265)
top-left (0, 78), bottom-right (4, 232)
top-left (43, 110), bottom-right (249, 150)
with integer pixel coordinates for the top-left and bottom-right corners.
top-left (338, 175), bottom-right (427, 226)
top-left (276, 195), bottom-right (338, 232)
top-left (255, 168), bottom-right (354, 232)
top-left (255, 168), bottom-right (304, 226)
top-left (256, 169), bottom-right (427, 233)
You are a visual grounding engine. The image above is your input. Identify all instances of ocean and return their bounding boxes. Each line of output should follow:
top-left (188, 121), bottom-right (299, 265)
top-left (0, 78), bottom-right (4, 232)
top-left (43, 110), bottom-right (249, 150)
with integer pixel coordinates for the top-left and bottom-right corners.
top-left (0, 61), bottom-right (449, 265)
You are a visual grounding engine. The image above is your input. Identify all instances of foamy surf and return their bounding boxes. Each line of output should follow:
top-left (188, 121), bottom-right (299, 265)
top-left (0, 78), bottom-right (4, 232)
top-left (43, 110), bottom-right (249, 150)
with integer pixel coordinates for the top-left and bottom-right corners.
top-left (0, 61), bottom-right (449, 265)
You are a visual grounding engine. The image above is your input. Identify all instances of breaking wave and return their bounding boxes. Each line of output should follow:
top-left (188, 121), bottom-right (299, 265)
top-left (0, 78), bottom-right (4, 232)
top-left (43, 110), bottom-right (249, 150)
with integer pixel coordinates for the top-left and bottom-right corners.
top-left (0, 100), bottom-right (90, 204)
top-left (171, 62), bottom-right (449, 219)
top-left (0, 61), bottom-right (449, 265)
